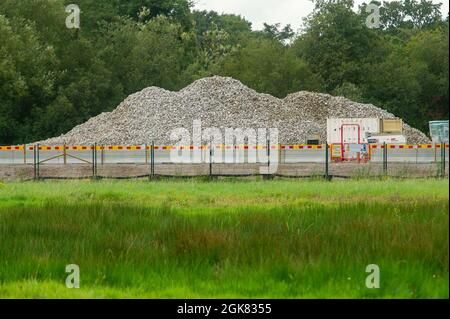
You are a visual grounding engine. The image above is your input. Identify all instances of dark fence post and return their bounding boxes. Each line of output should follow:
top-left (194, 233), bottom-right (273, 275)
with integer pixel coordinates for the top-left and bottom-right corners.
top-left (33, 145), bottom-right (36, 180)
top-left (150, 141), bottom-right (155, 180)
top-left (441, 143), bottom-right (446, 178)
top-left (95, 143), bottom-right (98, 177)
top-left (267, 139), bottom-right (270, 178)
top-left (263, 139), bottom-right (273, 180)
top-left (92, 143), bottom-right (97, 180)
top-left (63, 143), bottom-right (67, 165)
top-left (91, 145), bottom-right (94, 178)
top-left (325, 143), bottom-right (330, 180)
top-left (148, 143), bottom-right (151, 181)
top-left (209, 139), bottom-right (213, 179)
top-left (383, 142), bottom-right (387, 176)
top-left (36, 143), bottom-right (40, 180)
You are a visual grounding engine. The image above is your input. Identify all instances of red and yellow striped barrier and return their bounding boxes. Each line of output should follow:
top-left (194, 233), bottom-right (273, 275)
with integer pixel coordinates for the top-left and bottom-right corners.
top-left (369, 144), bottom-right (449, 149)
top-left (0, 146), bottom-right (25, 151)
top-left (0, 144), bottom-right (448, 151)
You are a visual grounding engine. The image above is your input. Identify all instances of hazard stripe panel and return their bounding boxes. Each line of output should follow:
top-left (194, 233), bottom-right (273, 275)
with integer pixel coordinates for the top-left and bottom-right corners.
top-left (0, 146), bottom-right (24, 151)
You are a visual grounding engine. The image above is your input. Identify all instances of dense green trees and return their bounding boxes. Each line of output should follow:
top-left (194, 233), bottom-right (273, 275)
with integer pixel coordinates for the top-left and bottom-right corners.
top-left (293, 0), bottom-right (379, 92)
top-left (212, 36), bottom-right (324, 97)
top-left (0, 14), bottom-right (59, 142)
top-left (0, 0), bottom-right (448, 144)
top-left (292, 0), bottom-right (448, 131)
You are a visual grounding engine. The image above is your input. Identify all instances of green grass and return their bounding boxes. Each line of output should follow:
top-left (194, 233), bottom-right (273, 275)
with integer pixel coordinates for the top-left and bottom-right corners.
top-left (0, 179), bottom-right (448, 298)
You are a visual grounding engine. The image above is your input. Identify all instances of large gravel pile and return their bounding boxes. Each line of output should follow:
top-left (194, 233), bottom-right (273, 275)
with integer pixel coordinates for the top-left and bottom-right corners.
top-left (39, 76), bottom-right (430, 145)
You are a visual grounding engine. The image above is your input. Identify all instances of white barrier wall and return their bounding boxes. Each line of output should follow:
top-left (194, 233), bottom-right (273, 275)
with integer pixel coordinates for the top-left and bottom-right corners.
top-left (0, 144), bottom-right (448, 165)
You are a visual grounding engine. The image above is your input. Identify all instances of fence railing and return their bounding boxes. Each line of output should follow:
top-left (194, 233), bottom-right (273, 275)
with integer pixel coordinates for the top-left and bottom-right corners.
top-left (0, 143), bottom-right (448, 180)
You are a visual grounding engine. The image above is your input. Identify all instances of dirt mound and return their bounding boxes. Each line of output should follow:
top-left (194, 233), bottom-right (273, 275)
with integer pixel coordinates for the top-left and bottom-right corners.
top-left (39, 76), bottom-right (430, 145)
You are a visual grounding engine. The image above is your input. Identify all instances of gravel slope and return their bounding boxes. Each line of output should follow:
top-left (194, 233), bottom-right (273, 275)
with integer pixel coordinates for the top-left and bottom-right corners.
top-left (39, 76), bottom-right (430, 145)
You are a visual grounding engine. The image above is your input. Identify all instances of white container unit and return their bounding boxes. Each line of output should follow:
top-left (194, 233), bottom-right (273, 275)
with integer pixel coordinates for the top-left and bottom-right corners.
top-left (327, 118), bottom-right (380, 144)
top-left (366, 134), bottom-right (407, 144)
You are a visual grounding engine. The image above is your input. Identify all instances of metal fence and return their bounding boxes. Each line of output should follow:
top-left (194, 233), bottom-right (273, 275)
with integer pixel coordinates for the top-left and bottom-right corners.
top-left (0, 143), bottom-right (448, 180)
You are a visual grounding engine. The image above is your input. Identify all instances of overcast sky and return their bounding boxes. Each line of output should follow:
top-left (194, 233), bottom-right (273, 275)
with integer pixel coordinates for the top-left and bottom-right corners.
top-left (193, 0), bottom-right (449, 31)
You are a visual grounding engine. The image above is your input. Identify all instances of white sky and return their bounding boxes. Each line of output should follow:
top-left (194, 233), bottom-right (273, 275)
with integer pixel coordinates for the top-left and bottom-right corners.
top-left (193, 0), bottom-right (449, 31)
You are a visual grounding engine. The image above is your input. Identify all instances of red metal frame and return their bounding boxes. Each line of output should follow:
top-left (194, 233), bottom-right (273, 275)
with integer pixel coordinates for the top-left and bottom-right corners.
top-left (338, 124), bottom-right (371, 162)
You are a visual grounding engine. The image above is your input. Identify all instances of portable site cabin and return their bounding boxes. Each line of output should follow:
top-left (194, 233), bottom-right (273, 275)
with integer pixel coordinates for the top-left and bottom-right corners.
top-left (326, 118), bottom-right (406, 161)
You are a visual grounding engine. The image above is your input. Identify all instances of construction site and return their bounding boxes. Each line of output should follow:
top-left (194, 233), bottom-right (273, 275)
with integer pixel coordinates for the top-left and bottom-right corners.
top-left (1, 0), bottom-right (449, 302)
top-left (0, 77), bottom-right (448, 180)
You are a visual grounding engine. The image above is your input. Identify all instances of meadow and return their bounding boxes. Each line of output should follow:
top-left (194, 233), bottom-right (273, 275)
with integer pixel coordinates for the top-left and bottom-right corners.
top-left (0, 179), bottom-right (448, 298)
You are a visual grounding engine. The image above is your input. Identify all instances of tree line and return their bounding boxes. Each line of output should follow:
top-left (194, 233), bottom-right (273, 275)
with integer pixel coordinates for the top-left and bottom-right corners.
top-left (0, 0), bottom-right (448, 144)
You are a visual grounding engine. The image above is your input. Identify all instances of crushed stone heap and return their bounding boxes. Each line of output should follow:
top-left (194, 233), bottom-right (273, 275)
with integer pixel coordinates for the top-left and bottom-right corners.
top-left (39, 76), bottom-right (430, 145)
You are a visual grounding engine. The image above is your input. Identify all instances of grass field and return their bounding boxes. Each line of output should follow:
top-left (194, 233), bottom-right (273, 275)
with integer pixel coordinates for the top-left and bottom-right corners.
top-left (0, 179), bottom-right (448, 298)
